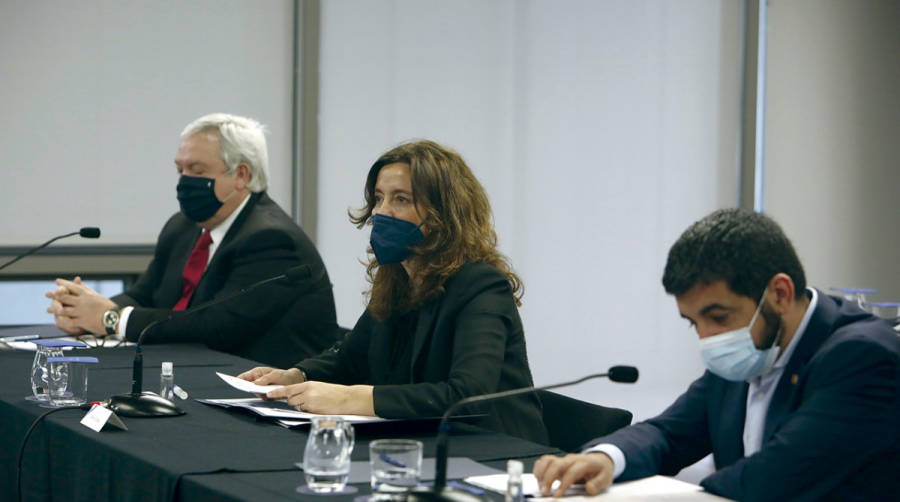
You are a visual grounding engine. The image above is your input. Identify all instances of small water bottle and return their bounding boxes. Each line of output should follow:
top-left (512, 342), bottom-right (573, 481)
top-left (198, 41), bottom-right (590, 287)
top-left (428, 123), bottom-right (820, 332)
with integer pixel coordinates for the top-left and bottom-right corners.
top-left (505, 460), bottom-right (523, 502)
top-left (160, 361), bottom-right (174, 400)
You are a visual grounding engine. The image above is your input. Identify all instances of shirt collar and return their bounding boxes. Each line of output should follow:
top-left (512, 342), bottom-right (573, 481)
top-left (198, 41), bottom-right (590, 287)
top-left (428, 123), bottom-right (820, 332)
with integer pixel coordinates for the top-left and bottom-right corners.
top-left (208, 193), bottom-right (251, 246)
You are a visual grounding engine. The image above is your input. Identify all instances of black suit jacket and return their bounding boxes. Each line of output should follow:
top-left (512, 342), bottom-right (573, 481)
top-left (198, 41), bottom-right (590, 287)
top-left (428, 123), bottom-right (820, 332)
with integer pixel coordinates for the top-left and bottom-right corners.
top-left (297, 262), bottom-right (548, 444)
top-left (114, 192), bottom-right (339, 368)
top-left (586, 292), bottom-right (900, 502)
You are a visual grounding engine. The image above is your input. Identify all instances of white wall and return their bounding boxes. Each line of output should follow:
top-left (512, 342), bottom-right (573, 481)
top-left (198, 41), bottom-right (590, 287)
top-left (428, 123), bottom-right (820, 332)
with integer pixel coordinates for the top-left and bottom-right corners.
top-left (764, 0), bottom-right (900, 302)
top-left (317, 0), bottom-right (742, 422)
top-left (0, 0), bottom-right (294, 246)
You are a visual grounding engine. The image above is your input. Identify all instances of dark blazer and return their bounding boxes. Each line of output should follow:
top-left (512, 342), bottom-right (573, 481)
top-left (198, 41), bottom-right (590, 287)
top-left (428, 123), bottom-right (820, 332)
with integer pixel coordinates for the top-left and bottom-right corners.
top-left (586, 292), bottom-right (900, 502)
top-left (113, 192), bottom-right (339, 368)
top-left (297, 262), bottom-right (548, 444)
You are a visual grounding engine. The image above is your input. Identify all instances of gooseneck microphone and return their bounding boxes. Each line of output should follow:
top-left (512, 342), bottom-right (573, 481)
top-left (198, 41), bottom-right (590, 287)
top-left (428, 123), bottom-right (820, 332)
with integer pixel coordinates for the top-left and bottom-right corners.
top-left (107, 264), bottom-right (319, 418)
top-left (406, 366), bottom-right (639, 502)
top-left (0, 227), bottom-right (101, 272)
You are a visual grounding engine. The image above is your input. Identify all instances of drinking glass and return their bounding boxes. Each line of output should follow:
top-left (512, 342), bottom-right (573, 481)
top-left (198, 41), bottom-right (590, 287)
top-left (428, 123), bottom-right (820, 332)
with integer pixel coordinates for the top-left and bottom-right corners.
top-left (28, 339), bottom-right (87, 402)
top-left (865, 302), bottom-right (900, 322)
top-left (29, 345), bottom-right (65, 402)
top-left (369, 439), bottom-right (423, 499)
top-left (47, 356), bottom-right (98, 407)
top-left (302, 416), bottom-right (355, 493)
top-left (829, 287), bottom-right (878, 309)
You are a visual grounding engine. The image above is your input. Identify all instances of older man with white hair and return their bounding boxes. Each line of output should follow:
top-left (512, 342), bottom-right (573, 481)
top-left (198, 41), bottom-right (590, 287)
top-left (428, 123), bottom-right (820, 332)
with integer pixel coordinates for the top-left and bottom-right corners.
top-left (46, 113), bottom-right (339, 367)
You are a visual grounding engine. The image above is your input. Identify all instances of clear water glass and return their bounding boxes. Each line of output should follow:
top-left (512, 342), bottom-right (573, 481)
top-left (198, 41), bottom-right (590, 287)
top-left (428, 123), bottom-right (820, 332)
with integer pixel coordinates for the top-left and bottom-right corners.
top-left (47, 356), bottom-right (97, 407)
top-left (29, 345), bottom-right (66, 402)
top-left (865, 302), bottom-right (900, 321)
top-left (302, 416), bottom-right (355, 492)
top-left (829, 287), bottom-right (878, 309)
top-left (369, 439), bottom-right (423, 498)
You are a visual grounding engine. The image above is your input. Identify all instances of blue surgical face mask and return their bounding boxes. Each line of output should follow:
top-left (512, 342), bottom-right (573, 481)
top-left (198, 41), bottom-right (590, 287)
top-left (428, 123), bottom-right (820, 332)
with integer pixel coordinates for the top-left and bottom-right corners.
top-left (177, 175), bottom-right (235, 223)
top-left (370, 213), bottom-right (425, 265)
top-left (698, 289), bottom-right (781, 382)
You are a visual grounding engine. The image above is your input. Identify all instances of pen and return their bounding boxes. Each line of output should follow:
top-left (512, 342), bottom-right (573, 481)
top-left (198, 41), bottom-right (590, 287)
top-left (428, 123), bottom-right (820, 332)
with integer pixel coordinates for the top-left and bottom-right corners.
top-left (447, 480), bottom-right (485, 495)
top-left (379, 453), bottom-right (407, 468)
top-left (0, 334), bottom-right (40, 343)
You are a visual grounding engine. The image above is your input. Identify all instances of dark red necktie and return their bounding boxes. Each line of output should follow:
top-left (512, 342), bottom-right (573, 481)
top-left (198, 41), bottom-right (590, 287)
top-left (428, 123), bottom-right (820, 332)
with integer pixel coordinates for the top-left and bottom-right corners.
top-left (173, 231), bottom-right (212, 311)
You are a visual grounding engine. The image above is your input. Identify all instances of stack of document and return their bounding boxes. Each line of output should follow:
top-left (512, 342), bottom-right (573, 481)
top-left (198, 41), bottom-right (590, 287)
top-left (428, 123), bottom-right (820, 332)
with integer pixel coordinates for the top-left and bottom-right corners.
top-left (198, 396), bottom-right (386, 427)
top-left (199, 372), bottom-right (387, 427)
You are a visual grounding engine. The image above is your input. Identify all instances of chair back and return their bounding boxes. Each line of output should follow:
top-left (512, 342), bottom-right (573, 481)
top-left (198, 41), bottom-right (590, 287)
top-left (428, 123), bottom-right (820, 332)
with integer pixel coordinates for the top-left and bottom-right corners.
top-left (538, 389), bottom-right (632, 452)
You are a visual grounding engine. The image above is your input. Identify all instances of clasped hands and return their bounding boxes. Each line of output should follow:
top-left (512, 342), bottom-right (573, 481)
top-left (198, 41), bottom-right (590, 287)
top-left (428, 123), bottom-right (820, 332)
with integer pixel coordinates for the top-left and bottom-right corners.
top-left (45, 276), bottom-right (117, 335)
top-left (238, 367), bottom-right (375, 417)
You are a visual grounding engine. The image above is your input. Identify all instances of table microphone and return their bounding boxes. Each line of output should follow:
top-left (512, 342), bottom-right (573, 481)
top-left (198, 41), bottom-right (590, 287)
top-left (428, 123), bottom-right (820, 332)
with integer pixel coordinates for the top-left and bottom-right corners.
top-left (0, 227), bottom-right (101, 272)
top-left (406, 365), bottom-right (639, 502)
top-left (107, 264), bottom-right (321, 418)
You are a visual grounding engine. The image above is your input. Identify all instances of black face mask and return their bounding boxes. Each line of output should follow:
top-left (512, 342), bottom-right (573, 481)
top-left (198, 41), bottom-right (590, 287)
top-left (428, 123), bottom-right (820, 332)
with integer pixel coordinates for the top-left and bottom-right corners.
top-left (369, 213), bottom-right (425, 264)
top-left (176, 175), bottom-right (223, 222)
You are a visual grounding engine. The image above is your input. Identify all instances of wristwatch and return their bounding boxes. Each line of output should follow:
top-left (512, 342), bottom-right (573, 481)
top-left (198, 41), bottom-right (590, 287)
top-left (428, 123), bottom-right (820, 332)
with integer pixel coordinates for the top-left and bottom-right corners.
top-left (102, 306), bottom-right (122, 335)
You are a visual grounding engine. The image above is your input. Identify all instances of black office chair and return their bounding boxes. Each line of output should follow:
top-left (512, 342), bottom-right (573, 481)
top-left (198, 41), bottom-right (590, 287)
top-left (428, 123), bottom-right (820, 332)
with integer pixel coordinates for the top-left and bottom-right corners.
top-left (538, 389), bottom-right (633, 452)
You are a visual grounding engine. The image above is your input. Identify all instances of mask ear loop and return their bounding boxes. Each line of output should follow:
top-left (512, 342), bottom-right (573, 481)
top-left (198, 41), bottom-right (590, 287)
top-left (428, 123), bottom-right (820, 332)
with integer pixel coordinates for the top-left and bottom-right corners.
top-left (220, 189), bottom-right (238, 204)
top-left (752, 287), bottom-right (785, 352)
top-left (747, 288), bottom-right (768, 332)
top-left (218, 166), bottom-right (247, 204)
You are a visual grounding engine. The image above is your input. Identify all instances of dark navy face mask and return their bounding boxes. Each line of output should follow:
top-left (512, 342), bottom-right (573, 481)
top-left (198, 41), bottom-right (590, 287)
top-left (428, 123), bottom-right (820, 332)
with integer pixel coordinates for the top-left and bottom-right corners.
top-left (370, 213), bottom-right (425, 264)
top-left (176, 175), bottom-right (223, 222)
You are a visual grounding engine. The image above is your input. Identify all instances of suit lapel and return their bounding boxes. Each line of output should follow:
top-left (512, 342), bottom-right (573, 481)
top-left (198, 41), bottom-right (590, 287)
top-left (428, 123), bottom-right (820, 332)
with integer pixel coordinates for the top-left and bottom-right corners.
top-left (368, 321), bottom-right (395, 381)
top-left (763, 291), bottom-right (835, 442)
top-left (192, 192), bottom-right (261, 304)
top-left (717, 380), bottom-right (750, 465)
top-left (410, 300), bottom-right (439, 380)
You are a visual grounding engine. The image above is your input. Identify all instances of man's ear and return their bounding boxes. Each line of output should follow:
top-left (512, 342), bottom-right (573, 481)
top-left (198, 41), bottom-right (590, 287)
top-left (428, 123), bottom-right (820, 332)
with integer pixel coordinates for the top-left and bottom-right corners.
top-left (768, 273), bottom-right (795, 315)
top-left (235, 163), bottom-right (251, 190)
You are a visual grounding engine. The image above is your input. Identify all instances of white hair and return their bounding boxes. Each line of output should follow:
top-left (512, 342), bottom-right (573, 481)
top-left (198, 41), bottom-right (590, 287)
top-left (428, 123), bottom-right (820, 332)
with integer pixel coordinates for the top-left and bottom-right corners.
top-left (181, 113), bottom-right (270, 192)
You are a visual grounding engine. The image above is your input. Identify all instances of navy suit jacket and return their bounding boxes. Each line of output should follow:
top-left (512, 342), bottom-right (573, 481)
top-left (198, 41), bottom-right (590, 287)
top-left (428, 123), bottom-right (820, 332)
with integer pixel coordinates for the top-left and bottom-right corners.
top-left (296, 262), bottom-right (548, 444)
top-left (113, 192), bottom-right (339, 368)
top-left (586, 292), bottom-right (899, 502)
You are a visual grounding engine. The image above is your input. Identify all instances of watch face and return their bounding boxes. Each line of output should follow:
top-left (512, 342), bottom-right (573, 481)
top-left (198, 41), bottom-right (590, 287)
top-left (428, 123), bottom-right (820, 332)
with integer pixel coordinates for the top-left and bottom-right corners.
top-left (104, 310), bottom-right (119, 327)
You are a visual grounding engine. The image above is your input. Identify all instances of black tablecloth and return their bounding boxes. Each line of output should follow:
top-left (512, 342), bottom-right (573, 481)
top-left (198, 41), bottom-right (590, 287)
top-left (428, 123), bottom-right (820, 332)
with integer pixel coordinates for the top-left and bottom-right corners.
top-left (0, 345), bottom-right (558, 502)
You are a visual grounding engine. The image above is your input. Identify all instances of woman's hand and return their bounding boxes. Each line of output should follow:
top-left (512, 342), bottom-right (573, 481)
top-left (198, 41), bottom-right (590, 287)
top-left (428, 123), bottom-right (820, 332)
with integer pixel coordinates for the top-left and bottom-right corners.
top-left (237, 366), bottom-right (306, 385)
top-left (266, 381), bottom-right (375, 416)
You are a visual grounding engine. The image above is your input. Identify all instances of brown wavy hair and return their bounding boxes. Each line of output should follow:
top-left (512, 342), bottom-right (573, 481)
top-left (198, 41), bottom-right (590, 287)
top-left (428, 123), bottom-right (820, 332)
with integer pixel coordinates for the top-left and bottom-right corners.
top-left (349, 140), bottom-right (522, 321)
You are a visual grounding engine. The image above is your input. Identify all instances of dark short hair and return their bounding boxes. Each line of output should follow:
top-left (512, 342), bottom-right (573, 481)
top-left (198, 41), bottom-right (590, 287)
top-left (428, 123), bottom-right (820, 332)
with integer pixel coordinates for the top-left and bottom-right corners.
top-left (662, 208), bottom-right (806, 301)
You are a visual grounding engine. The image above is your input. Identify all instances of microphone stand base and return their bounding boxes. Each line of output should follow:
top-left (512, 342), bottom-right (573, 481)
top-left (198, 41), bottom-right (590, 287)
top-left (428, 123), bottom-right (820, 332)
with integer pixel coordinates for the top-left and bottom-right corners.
top-left (405, 486), bottom-right (488, 502)
top-left (108, 392), bottom-right (185, 418)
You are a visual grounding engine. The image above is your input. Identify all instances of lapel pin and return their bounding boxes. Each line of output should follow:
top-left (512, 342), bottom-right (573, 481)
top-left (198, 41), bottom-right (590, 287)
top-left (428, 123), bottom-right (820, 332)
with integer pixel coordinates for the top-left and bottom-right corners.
top-left (791, 374), bottom-right (799, 385)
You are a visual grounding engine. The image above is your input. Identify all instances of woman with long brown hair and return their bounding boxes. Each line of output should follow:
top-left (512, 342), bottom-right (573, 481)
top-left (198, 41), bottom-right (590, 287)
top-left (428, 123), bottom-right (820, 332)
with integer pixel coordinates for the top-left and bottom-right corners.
top-left (240, 140), bottom-right (546, 443)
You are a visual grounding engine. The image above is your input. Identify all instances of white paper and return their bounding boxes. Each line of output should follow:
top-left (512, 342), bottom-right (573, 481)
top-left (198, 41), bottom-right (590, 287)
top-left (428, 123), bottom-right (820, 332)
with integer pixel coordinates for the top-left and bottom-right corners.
top-left (601, 475), bottom-right (705, 496)
top-left (216, 371), bottom-right (284, 394)
top-left (464, 474), bottom-right (731, 501)
top-left (3, 342), bottom-right (79, 352)
top-left (465, 473), bottom-right (584, 497)
top-left (276, 419), bottom-right (309, 428)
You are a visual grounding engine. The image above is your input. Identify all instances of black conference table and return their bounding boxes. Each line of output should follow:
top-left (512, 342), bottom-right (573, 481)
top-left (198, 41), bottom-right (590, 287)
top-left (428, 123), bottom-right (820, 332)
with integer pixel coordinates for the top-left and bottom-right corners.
top-left (0, 344), bottom-right (559, 502)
